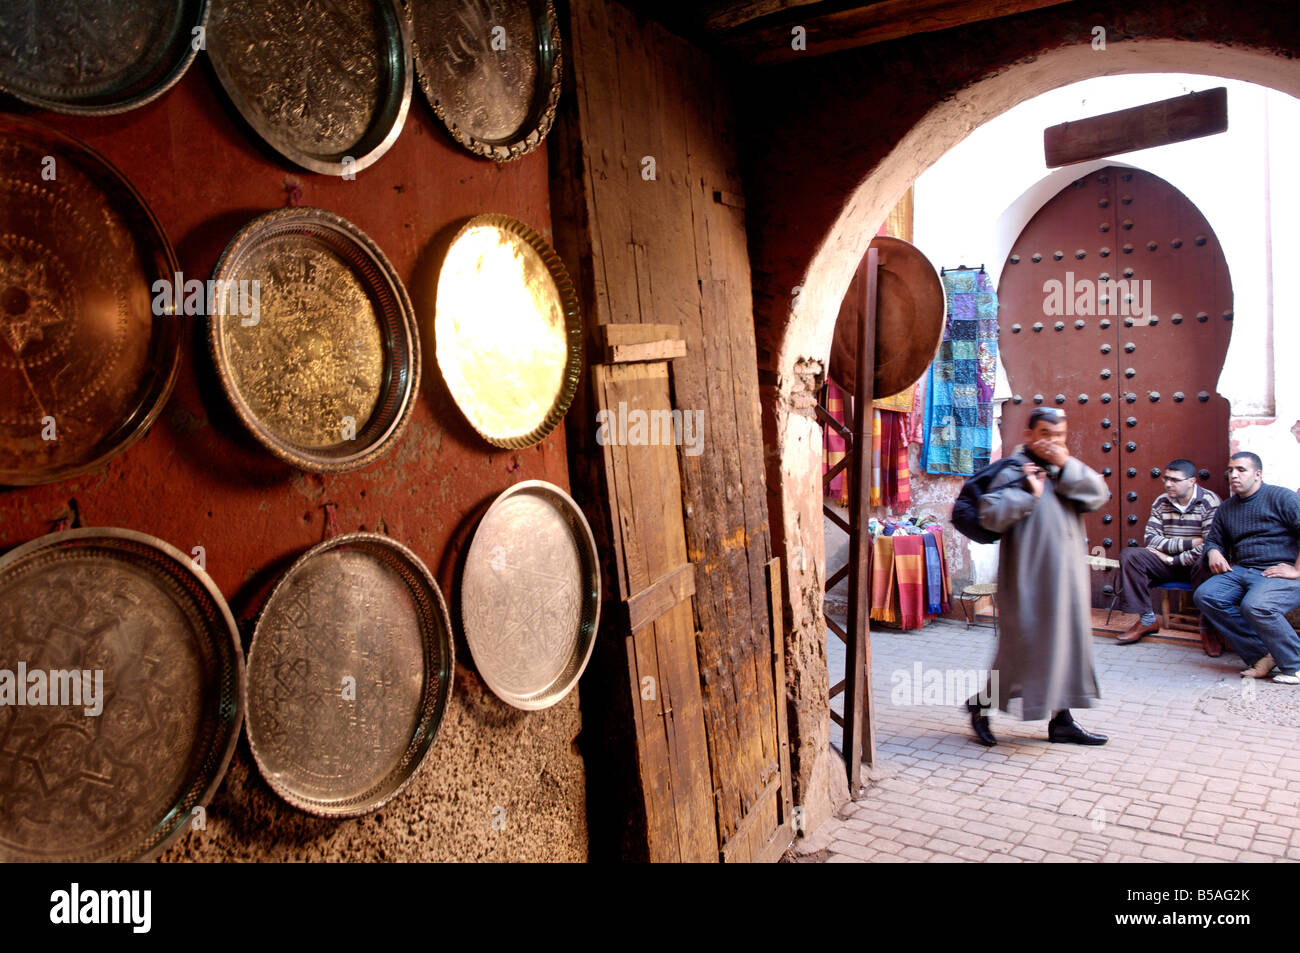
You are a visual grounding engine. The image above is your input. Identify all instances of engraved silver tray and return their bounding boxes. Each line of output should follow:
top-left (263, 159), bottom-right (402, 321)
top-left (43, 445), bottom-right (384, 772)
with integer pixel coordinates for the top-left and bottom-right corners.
top-left (409, 0), bottom-right (563, 161)
top-left (0, 528), bottom-right (244, 862)
top-left (209, 206), bottom-right (420, 473)
top-left (245, 532), bottom-right (454, 817)
top-left (0, 116), bottom-right (184, 486)
top-left (207, 0), bottom-right (413, 175)
top-left (0, 0), bottom-right (209, 115)
top-left (460, 481), bottom-right (599, 710)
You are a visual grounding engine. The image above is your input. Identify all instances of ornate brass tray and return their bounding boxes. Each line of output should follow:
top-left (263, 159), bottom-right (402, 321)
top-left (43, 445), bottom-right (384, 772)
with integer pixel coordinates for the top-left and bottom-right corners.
top-left (0, 528), bottom-right (244, 862)
top-left (245, 533), bottom-right (453, 816)
top-left (0, 117), bottom-right (184, 486)
top-left (461, 481), bottom-right (599, 710)
top-left (0, 0), bottom-right (208, 114)
top-left (435, 214), bottom-right (580, 448)
top-left (409, 0), bottom-right (563, 160)
top-left (209, 207), bottom-right (420, 472)
top-left (207, 0), bottom-right (413, 175)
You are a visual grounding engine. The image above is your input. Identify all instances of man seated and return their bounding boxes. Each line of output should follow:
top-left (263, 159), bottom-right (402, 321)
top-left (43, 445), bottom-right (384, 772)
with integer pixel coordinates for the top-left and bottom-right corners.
top-left (1116, 459), bottom-right (1220, 651)
top-left (1193, 452), bottom-right (1300, 683)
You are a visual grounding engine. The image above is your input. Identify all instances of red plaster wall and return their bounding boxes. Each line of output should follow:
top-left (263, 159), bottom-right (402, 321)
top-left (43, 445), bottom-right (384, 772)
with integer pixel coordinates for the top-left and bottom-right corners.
top-left (0, 63), bottom-right (568, 619)
top-left (0, 59), bottom-right (588, 861)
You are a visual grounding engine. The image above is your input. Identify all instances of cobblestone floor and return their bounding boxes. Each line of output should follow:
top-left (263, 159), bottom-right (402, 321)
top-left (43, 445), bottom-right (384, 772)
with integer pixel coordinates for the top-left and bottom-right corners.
top-left (805, 617), bottom-right (1300, 863)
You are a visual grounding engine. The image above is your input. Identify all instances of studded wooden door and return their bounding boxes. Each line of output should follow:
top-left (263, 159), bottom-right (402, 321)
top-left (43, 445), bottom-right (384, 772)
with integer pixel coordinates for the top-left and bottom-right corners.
top-left (997, 166), bottom-right (1232, 600)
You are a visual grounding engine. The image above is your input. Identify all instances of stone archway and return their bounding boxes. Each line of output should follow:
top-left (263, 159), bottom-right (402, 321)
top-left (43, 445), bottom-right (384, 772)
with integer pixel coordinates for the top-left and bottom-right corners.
top-left (736, 0), bottom-right (1300, 832)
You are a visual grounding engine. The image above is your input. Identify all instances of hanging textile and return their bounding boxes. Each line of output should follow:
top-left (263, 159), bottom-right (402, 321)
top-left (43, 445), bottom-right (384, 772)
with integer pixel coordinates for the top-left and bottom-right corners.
top-left (889, 410), bottom-right (910, 508)
top-left (922, 531), bottom-right (945, 614)
top-left (922, 267), bottom-right (998, 475)
top-left (822, 381), bottom-right (849, 504)
top-left (892, 534), bottom-right (928, 629)
top-left (869, 410), bottom-right (883, 506)
top-left (869, 534), bottom-right (897, 623)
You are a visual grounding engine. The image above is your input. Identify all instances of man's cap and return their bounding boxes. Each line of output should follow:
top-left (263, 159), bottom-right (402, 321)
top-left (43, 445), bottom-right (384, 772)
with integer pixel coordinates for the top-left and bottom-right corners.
top-left (1028, 407), bottom-right (1066, 426)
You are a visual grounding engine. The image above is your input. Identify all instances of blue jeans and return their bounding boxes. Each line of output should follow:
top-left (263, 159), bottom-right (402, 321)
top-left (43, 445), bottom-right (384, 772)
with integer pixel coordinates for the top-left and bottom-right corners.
top-left (1194, 567), bottom-right (1300, 672)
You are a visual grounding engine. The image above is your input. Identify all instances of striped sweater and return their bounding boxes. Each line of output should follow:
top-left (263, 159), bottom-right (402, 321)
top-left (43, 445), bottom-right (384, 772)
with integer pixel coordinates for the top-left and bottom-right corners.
top-left (1145, 485), bottom-right (1220, 566)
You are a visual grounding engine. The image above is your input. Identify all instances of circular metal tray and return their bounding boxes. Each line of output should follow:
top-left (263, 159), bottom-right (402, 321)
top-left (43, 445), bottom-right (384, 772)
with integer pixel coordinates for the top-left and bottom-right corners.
top-left (245, 532), bottom-right (453, 816)
top-left (461, 481), bottom-right (599, 710)
top-left (410, 0), bottom-right (563, 161)
top-left (435, 214), bottom-right (581, 449)
top-left (0, 116), bottom-right (184, 486)
top-left (0, 528), bottom-right (244, 862)
top-left (207, 0), bottom-right (413, 175)
top-left (0, 0), bottom-right (209, 115)
top-left (209, 206), bottom-right (420, 472)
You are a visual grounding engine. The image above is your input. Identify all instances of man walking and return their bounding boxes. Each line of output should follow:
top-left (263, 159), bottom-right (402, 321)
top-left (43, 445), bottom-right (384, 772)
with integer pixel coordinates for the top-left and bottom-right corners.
top-left (1115, 459), bottom-right (1220, 651)
top-left (965, 407), bottom-right (1110, 746)
top-left (1193, 452), bottom-right (1300, 683)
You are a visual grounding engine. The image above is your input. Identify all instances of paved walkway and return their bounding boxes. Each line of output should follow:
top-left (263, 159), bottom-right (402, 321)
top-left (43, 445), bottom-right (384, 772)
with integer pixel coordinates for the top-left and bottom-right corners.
top-left (806, 617), bottom-right (1300, 863)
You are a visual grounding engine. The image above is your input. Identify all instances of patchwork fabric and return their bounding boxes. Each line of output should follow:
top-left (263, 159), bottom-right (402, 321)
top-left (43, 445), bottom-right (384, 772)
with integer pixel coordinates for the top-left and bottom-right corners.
top-left (922, 268), bottom-right (999, 475)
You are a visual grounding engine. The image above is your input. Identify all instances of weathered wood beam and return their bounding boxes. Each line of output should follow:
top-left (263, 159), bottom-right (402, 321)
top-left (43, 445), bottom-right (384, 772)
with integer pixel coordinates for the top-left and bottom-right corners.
top-left (723, 0), bottom-right (1077, 64)
top-left (1044, 87), bottom-right (1229, 167)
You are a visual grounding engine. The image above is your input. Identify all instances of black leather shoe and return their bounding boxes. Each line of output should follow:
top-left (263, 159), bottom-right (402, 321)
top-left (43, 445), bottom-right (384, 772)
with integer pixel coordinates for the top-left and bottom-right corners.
top-left (1047, 714), bottom-right (1108, 745)
top-left (966, 698), bottom-right (997, 747)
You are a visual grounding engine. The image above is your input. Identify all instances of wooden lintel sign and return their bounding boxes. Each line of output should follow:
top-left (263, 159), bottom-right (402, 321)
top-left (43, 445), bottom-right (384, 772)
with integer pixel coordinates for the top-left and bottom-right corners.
top-left (1044, 87), bottom-right (1228, 168)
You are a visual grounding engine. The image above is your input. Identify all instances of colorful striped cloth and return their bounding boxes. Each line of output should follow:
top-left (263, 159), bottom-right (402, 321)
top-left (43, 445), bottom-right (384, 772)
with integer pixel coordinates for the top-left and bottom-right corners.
top-left (870, 410), bottom-right (883, 506)
top-left (922, 531), bottom-right (944, 614)
top-left (892, 534), bottom-right (927, 629)
top-left (823, 381), bottom-right (849, 504)
top-left (869, 534), bottom-right (897, 623)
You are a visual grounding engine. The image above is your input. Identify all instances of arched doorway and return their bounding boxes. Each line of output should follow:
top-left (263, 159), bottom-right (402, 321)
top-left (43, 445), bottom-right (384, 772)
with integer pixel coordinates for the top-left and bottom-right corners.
top-left (739, 5), bottom-right (1300, 825)
top-left (997, 165), bottom-right (1233, 596)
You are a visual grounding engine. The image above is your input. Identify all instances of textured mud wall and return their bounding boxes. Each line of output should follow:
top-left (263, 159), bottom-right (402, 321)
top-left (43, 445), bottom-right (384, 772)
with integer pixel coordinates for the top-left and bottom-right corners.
top-left (0, 62), bottom-right (586, 860)
top-left (738, 0), bottom-right (1300, 832)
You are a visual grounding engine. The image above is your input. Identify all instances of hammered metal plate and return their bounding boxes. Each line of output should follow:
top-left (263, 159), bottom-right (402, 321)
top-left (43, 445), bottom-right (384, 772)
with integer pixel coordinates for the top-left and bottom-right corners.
top-left (0, 528), bottom-right (244, 862)
top-left (409, 0), bottom-right (563, 161)
top-left (0, 0), bottom-right (208, 115)
top-left (0, 117), bottom-right (183, 486)
top-left (245, 533), bottom-right (453, 817)
top-left (461, 481), bottom-right (599, 710)
top-left (210, 207), bottom-right (420, 472)
top-left (207, 0), bottom-right (412, 175)
top-left (435, 214), bottom-right (580, 448)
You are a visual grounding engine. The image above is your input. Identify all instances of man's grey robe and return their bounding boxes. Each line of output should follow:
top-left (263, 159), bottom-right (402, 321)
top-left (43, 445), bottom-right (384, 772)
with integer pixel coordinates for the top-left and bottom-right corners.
top-left (978, 447), bottom-right (1110, 720)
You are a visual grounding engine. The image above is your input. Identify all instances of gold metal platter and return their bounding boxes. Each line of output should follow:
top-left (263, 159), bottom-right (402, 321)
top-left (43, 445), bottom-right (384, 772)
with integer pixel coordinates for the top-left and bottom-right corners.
top-left (207, 0), bottom-right (413, 176)
top-left (0, 0), bottom-right (208, 115)
top-left (460, 481), bottom-right (599, 710)
top-left (0, 116), bottom-right (184, 486)
top-left (245, 533), bottom-right (453, 817)
top-left (0, 528), bottom-right (244, 862)
top-left (409, 0), bottom-right (563, 161)
top-left (209, 207), bottom-right (420, 472)
top-left (435, 214), bottom-right (580, 448)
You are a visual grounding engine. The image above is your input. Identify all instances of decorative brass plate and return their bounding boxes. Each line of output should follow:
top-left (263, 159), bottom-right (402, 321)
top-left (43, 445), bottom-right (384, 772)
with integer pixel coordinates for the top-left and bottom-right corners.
top-left (461, 481), bottom-right (599, 710)
top-left (209, 207), bottom-right (420, 472)
top-left (207, 0), bottom-right (413, 175)
top-left (245, 533), bottom-right (453, 817)
top-left (0, 528), bottom-right (244, 862)
top-left (0, 0), bottom-right (208, 115)
top-left (0, 117), bottom-right (183, 486)
top-left (435, 214), bottom-right (580, 448)
top-left (409, 0), bottom-right (563, 161)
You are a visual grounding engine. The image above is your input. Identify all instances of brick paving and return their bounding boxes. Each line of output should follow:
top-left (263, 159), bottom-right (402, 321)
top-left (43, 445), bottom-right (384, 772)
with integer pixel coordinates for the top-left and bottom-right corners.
top-left (808, 617), bottom-right (1300, 863)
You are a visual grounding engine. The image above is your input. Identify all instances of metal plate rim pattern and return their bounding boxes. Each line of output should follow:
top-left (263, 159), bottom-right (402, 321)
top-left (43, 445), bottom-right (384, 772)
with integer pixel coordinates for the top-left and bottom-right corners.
top-left (410, 0), bottom-right (563, 162)
top-left (208, 205), bottom-right (421, 473)
top-left (0, 116), bottom-right (185, 487)
top-left (0, 526), bottom-right (245, 862)
top-left (0, 1), bottom-right (210, 116)
top-left (244, 531), bottom-right (454, 817)
top-left (206, 0), bottom-right (413, 176)
top-left (461, 480), bottom-right (600, 710)
top-left (437, 212), bottom-right (582, 450)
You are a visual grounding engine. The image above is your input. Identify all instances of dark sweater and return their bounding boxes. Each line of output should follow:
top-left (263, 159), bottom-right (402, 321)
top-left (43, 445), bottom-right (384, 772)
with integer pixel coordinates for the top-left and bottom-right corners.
top-left (1204, 483), bottom-right (1300, 568)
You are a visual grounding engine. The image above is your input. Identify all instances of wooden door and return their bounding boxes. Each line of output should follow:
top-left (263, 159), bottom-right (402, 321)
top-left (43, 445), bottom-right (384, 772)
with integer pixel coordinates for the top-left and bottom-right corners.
top-left (551, 0), bottom-right (793, 861)
top-left (997, 166), bottom-right (1232, 594)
